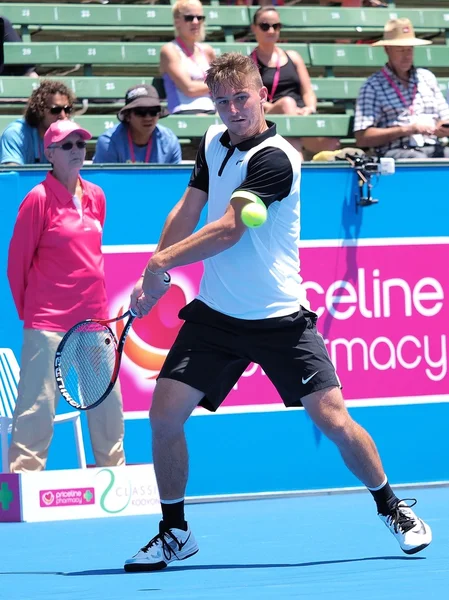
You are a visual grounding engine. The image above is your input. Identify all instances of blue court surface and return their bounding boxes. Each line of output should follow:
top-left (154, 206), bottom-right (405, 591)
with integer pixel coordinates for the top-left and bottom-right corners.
top-left (1, 486), bottom-right (447, 600)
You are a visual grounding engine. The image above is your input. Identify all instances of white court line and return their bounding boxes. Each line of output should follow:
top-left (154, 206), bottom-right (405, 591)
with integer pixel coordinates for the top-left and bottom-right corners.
top-left (185, 479), bottom-right (449, 505)
top-left (123, 394), bottom-right (449, 420)
top-left (103, 238), bottom-right (449, 254)
top-left (299, 237), bottom-right (449, 248)
top-left (102, 244), bottom-right (156, 253)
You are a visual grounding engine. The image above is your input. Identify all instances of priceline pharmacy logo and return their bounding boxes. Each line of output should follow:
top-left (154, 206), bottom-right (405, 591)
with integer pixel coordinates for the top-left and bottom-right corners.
top-left (40, 488), bottom-right (95, 508)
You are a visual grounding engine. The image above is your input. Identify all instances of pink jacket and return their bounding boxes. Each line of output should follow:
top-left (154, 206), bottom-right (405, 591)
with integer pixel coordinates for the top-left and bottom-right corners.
top-left (8, 172), bottom-right (109, 331)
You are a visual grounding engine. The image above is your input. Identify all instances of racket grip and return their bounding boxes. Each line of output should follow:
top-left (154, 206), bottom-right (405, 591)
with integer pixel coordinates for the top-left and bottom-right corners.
top-left (163, 272), bottom-right (171, 284)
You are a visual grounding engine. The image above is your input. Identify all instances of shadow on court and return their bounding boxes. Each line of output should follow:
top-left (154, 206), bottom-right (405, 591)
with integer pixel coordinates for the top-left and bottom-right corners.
top-left (0, 555), bottom-right (424, 578)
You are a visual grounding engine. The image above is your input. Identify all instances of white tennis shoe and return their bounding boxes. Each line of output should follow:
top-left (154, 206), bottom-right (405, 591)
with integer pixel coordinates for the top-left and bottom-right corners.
top-left (124, 522), bottom-right (199, 572)
top-left (379, 499), bottom-right (432, 554)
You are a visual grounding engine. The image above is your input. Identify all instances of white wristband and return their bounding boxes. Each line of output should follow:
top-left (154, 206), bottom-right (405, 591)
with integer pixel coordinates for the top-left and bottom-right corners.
top-left (143, 268), bottom-right (171, 283)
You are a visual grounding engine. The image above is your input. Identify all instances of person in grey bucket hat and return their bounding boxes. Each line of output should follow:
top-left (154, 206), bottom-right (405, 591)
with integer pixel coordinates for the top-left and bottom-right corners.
top-left (93, 84), bottom-right (181, 164)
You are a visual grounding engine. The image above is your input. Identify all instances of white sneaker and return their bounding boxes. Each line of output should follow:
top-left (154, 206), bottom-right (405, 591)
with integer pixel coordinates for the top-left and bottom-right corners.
top-left (379, 499), bottom-right (432, 555)
top-left (124, 521), bottom-right (199, 572)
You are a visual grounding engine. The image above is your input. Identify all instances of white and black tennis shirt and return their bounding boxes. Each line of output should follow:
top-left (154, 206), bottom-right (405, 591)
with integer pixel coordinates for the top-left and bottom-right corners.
top-left (188, 122), bottom-right (310, 319)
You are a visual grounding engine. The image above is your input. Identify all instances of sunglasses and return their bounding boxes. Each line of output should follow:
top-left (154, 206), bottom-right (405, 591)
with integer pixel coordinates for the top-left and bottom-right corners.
top-left (48, 105), bottom-right (73, 115)
top-left (183, 15), bottom-right (206, 22)
top-left (257, 22), bottom-right (282, 32)
top-left (52, 141), bottom-right (87, 151)
top-left (132, 107), bottom-right (161, 117)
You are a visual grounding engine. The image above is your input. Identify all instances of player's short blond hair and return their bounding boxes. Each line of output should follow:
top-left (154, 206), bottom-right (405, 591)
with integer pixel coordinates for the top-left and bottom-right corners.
top-left (205, 53), bottom-right (263, 98)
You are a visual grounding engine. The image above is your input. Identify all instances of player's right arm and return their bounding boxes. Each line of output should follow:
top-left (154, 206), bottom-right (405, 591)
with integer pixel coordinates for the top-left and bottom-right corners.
top-left (155, 186), bottom-right (208, 253)
top-left (155, 133), bottom-right (209, 252)
top-left (129, 136), bottom-right (208, 313)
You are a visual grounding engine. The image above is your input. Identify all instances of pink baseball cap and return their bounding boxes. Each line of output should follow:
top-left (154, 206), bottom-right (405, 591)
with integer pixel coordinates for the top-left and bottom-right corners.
top-left (44, 120), bottom-right (92, 150)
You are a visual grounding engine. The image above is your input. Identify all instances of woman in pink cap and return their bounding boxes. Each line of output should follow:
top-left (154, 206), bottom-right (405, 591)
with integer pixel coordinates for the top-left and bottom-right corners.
top-left (7, 120), bottom-right (125, 472)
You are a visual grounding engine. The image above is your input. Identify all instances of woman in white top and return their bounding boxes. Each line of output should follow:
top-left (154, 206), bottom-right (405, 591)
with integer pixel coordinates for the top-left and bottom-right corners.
top-left (160, 0), bottom-right (216, 115)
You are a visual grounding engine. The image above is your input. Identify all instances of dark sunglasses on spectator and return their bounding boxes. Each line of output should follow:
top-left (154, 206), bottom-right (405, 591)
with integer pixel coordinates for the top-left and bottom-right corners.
top-left (52, 141), bottom-right (87, 150)
top-left (258, 22), bottom-right (282, 32)
top-left (48, 105), bottom-right (73, 115)
top-left (183, 15), bottom-right (206, 22)
top-left (132, 107), bottom-right (161, 117)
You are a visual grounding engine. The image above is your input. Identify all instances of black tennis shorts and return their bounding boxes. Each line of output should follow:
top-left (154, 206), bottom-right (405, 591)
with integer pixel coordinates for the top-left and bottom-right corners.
top-left (158, 300), bottom-right (340, 412)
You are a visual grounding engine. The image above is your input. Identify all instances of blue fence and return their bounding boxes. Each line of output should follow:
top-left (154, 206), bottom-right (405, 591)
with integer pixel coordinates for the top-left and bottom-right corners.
top-left (1, 162), bottom-right (448, 496)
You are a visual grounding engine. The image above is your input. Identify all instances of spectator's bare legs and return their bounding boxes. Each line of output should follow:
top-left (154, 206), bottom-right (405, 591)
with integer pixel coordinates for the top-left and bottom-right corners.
top-left (150, 378), bottom-right (204, 499)
top-left (301, 136), bottom-right (341, 160)
top-left (301, 386), bottom-right (385, 487)
top-left (264, 95), bottom-right (298, 115)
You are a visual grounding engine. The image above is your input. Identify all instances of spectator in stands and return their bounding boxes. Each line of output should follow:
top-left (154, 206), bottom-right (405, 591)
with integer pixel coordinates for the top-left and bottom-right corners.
top-left (160, 0), bottom-right (216, 115)
top-left (93, 84), bottom-right (181, 164)
top-left (251, 6), bottom-right (339, 159)
top-left (7, 120), bottom-right (125, 472)
top-left (354, 18), bottom-right (449, 159)
top-left (0, 79), bottom-right (75, 166)
top-left (0, 16), bottom-right (38, 77)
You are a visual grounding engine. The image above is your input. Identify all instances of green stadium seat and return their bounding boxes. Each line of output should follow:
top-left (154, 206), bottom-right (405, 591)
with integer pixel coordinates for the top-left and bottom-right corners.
top-left (3, 41), bottom-right (309, 76)
top-left (0, 3), bottom-right (250, 42)
top-left (309, 44), bottom-right (449, 71)
top-left (0, 76), bottom-right (156, 100)
top-left (313, 76), bottom-right (449, 98)
top-left (248, 7), bottom-right (445, 42)
top-left (1, 3), bottom-right (449, 48)
top-left (310, 78), bottom-right (365, 100)
top-left (0, 114), bottom-right (351, 141)
top-left (1, 75), bottom-right (447, 111)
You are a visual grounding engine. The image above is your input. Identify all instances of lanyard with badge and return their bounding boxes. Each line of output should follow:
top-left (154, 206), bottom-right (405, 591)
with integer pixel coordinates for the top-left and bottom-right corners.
top-left (251, 50), bottom-right (281, 103)
top-left (127, 129), bottom-right (153, 163)
top-left (381, 67), bottom-right (417, 114)
top-left (175, 37), bottom-right (208, 80)
top-left (381, 67), bottom-right (430, 146)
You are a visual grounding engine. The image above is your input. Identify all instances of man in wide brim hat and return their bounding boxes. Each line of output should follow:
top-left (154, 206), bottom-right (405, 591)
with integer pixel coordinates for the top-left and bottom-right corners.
top-left (353, 18), bottom-right (449, 159)
top-left (371, 17), bottom-right (432, 46)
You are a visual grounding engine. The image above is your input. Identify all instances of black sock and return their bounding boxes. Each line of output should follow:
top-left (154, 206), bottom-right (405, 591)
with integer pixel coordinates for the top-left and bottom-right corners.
top-left (160, 500), bottom-right (187, 531)
top-left (368, 481), bottom-right (399, 515)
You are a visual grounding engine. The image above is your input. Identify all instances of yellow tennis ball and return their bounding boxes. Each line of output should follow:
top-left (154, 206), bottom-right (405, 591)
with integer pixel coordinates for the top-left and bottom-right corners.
top-left (241, 202), bottom-right (267, 228)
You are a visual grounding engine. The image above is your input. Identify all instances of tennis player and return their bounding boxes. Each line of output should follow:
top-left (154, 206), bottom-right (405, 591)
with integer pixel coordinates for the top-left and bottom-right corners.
top-left (125, 53), bottom-right (432, 572)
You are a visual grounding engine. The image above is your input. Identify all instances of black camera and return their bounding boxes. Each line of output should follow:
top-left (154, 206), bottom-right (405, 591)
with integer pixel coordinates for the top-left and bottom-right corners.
top-left (342, 153), bottom-right (395, 208)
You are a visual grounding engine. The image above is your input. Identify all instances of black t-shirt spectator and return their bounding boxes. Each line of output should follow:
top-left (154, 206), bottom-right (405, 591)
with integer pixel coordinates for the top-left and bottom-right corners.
top-left (0, 15), bottom-right (35, 75)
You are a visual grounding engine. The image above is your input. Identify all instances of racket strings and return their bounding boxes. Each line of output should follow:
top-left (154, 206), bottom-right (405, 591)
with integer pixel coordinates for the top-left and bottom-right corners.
top-left (58, 323), bottom-right (118, 408)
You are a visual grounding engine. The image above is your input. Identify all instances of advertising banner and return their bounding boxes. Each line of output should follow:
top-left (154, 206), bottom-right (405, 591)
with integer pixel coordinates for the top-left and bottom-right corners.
top-left (103, 240), bottom-right (449, 413)
top-left (19, 465), bottom-right (160, 522)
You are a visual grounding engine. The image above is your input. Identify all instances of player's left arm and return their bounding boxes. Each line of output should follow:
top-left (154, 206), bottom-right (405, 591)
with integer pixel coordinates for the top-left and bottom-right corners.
top-left (147, 146), bottom-right (293, 273)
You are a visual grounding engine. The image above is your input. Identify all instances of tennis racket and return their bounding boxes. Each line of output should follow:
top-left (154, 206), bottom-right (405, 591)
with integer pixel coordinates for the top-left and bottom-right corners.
top-left (54, 310), bottom-right (136, 410)
top-left (54, 271), bottom-right (170, 410)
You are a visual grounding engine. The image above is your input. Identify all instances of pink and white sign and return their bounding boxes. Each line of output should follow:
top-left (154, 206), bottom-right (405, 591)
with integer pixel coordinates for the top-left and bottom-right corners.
top-left (39, 487), bottom-right (95, 508)
top-left (103, 242), bottom-right (449, 412)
